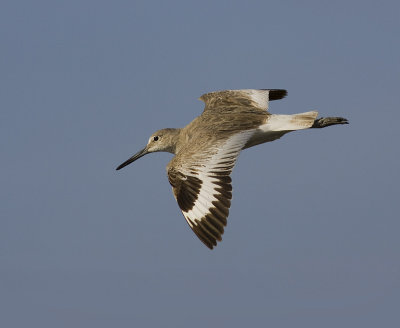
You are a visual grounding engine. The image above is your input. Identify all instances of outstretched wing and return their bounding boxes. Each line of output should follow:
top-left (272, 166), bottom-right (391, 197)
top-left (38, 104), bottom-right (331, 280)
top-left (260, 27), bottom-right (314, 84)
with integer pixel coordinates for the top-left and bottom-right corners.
top-left (167, 130), bottom-right (254, 249)
top-left (199, 89), bottom-right (287, 112)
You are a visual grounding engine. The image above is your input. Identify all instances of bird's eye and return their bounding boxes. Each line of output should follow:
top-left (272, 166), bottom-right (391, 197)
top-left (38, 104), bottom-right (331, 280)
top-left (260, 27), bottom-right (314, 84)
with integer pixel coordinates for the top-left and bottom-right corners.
top-left (153, 136), bottom-right (159, 141)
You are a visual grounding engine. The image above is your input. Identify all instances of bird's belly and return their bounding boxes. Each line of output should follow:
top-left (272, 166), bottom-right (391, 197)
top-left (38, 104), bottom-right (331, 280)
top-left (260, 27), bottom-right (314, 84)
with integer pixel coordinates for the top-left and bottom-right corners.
top-left (243, 128), bottom-right (287, 149)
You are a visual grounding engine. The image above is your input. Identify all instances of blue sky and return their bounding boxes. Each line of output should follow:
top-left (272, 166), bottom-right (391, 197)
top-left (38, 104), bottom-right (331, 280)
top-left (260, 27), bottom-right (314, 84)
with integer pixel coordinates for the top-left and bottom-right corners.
top-left (1, 0), bottom-right (399, 327)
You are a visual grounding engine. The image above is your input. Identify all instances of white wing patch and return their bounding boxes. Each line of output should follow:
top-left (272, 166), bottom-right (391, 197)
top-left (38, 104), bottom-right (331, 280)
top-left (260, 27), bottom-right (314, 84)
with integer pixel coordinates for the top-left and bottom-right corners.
top-left (182, 130), bottom-right (253, 225)
top-left (167, 130), bottom-right (254, 249)
top-left (246, 89), bottom-right (271, 110)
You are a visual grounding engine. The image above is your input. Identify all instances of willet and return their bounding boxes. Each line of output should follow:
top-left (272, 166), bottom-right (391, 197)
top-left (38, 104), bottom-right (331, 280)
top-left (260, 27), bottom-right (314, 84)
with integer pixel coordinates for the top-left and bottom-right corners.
top-left (116, 89), bottom-right (348, 249)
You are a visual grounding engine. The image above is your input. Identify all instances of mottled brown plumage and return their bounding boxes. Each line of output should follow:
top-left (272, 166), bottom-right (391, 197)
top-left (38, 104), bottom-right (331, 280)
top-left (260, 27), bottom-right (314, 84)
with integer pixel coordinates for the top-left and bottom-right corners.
top-left (116, 89), bottom-right (348, 249)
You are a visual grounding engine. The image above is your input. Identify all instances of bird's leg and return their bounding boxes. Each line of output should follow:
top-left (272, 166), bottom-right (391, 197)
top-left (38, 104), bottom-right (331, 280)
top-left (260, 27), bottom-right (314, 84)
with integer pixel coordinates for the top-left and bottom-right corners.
top-left (311, 117), bottom-right (348, 128)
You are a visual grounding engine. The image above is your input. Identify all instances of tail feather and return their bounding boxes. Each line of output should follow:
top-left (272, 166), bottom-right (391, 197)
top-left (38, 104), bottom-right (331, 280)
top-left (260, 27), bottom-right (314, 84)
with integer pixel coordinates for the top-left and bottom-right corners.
top-left (267, 111), bottom-right (319, 132)
top-left (244, 111), bottom-right (346, 149)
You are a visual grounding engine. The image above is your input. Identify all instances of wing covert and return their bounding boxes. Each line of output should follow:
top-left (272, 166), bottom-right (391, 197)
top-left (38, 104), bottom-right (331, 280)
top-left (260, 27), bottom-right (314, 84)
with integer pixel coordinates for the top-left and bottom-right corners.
top-left (199, 89), bottom-right (287, 112)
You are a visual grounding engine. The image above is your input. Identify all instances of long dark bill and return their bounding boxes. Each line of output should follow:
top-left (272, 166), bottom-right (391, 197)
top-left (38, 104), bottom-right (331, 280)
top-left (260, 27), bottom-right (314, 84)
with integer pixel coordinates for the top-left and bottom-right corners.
top-left (116, 147), bottom-right (148, 170)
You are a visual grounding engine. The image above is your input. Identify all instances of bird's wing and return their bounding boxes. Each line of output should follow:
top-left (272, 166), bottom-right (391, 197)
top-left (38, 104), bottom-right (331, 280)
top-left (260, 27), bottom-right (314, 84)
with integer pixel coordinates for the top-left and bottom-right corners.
top-left (199, 89), bottom-right (287, 113)
top-left (167, 130), bottom-right (254, 249)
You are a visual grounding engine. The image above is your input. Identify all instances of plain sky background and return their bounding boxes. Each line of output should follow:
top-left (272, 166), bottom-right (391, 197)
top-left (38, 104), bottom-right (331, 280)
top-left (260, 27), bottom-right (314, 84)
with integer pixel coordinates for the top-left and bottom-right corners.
top-left (1, 0), bottom-right (399, 327)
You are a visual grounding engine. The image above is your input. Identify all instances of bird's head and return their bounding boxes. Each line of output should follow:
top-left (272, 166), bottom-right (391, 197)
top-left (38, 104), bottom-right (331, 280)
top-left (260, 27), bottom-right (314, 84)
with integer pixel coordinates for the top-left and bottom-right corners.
top-left (116, 128), bottom-right (180, 170)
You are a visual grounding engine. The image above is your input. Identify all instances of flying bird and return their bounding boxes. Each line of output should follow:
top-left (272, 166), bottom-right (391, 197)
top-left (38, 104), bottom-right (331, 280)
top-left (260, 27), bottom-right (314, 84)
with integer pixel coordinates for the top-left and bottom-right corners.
top-left (116, 89), bottom-right (348, 249)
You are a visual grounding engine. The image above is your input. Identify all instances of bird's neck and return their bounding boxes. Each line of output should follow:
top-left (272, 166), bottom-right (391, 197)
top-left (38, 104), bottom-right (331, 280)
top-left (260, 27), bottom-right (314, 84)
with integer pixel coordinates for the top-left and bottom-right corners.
top-left (164, 128), bottom-right (182, 154)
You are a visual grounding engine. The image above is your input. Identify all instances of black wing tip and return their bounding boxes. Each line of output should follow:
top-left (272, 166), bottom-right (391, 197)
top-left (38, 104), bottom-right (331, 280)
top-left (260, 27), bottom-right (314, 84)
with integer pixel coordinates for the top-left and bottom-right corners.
top-left (206, 243), bottom-right (215, 250)
top-left (192, 224), bottom-right (217, 250)
top-left (260, 89), bottom-right (288, 101)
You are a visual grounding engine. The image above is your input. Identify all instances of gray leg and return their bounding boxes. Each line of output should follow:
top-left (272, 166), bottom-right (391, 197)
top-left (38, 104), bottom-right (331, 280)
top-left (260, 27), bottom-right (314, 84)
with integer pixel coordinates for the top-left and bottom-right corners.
top-left (312, 117), bottom-right (348, 128)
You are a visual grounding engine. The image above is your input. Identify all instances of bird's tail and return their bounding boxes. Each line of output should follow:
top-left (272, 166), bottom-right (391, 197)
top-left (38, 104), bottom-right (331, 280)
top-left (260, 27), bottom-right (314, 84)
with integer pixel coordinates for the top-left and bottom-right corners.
top-left (268, 111), bottom-right (319, 131)
top-left (244, 111), bottom-right (345, 148)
